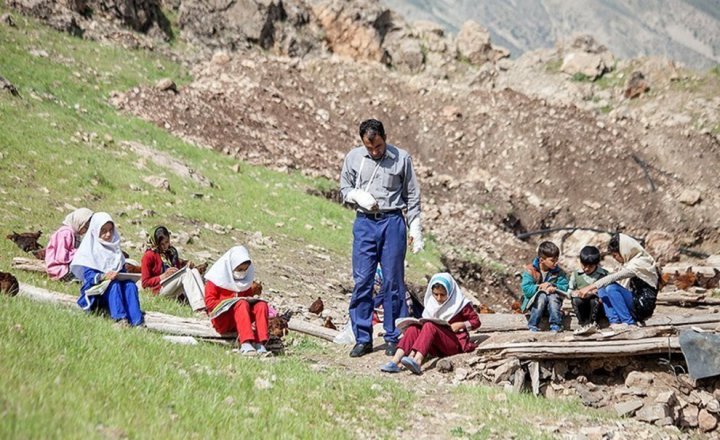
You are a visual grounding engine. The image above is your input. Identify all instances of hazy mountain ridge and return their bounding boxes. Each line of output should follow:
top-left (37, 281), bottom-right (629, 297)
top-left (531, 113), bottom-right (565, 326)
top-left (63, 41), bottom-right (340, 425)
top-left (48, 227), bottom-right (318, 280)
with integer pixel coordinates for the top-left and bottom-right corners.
top-left (381, 0), bottom-right (720, 69)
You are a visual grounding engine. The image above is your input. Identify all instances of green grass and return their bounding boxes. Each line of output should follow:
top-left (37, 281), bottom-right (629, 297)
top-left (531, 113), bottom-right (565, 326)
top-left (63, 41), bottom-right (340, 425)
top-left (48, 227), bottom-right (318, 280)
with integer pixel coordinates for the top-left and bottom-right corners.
top-left (0, 295), bottom-right (413, 438)
top-left (0, 9), bottom-right (443, 316)
top-left (452, 386), bottom-right (611, 439)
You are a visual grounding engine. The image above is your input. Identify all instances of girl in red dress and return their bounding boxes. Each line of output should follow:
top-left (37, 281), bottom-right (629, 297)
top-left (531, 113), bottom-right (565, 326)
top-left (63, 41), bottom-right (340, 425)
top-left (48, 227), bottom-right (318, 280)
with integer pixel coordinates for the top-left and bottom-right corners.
top-left (204, 246), bottom-right (269, 356)
top-left (381, 273), bottom-right (480, 374)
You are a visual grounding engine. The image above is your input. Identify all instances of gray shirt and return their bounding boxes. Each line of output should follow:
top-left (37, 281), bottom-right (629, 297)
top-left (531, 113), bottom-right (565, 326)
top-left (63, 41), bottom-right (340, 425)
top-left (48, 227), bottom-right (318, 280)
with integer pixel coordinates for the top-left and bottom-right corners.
top-left (339, 144), bottom-right (421, 224)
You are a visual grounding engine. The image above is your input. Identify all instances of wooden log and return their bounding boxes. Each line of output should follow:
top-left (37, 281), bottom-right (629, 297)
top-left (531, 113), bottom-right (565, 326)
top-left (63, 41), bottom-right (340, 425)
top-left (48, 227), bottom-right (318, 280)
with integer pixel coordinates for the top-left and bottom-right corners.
top-left (12, 257), bottom-right (46, 273)
top-left (477, 337), bottom-right (681, 360)
top-left (656, 293), bottom-right (720, 307)
top-left (17, 283), bottom-right (337, 342)
top-left (475, 312), bottom-right (720, 333)
top-left (529, 361), bottom-right (540, 396)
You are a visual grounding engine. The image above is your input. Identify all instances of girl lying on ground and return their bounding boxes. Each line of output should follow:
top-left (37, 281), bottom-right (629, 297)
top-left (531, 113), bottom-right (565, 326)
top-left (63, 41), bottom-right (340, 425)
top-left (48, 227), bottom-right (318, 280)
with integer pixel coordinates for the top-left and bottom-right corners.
top-left (204, 246), bottom-right (269, 356)
top-left (69, 212), bottom-right (144, 326)
top-left (575, 233), bottom-right (659, 328)
top-left (45, 207), bottom-right (93, 281)
top-left (141, 226), bottom-right (206, 312)
top-left (381, 273), bottom-right (480, 374)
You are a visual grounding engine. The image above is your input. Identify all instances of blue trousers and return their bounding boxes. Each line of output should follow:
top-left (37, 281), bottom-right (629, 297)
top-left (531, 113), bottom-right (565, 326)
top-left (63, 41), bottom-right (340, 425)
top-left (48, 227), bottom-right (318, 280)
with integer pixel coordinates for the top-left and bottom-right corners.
top-left (95, 280), bottom-right (144, 326)
top-left (350, 213), bottom-right (408, 344)
top-left (527, 292), bottom-right (563, 329)
top-left (598, 283), bottom-right (636, 325)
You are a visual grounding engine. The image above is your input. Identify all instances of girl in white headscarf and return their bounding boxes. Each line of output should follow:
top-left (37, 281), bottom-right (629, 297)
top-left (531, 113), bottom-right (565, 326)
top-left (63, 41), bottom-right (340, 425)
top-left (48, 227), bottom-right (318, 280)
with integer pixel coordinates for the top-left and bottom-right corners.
top-left (45, 207), bottom-right (93, 280)
top-left (69, 212), bottom-right (144, 326)
top-left (381, 273), bottom-right (481, 375)
top-left (576, 233), bottom-right (659, 327)
top-left (204, 246), bottom-right (269, 355)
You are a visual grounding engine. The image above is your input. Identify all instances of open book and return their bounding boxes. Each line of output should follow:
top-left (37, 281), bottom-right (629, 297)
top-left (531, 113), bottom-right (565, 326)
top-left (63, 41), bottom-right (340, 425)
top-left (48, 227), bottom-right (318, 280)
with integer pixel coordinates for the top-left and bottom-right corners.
top-left (116, 272), bottom-right (141, 282)
top-left (160, 266), bottom-right (187, 285)
top-left (85, 279), bottom-right (111, 297)
top-left (395, 317), bottom-right (451, 331)
top-left (208, 296), bottom-right (266, 320)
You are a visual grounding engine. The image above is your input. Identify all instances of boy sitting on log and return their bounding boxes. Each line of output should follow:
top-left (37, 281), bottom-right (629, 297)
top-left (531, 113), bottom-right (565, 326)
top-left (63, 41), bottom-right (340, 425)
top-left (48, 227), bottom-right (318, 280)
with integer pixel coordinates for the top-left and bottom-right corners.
top-left (520, 241), bottom-right (569, 332)
top-left (568, 246), bottom-right (608, 335)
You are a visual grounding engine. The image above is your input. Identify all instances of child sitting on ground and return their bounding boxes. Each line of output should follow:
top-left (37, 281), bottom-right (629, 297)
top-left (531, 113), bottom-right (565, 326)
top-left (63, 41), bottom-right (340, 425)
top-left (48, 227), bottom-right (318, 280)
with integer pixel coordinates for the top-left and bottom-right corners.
top-left (380, 273), bottom-right (480, 375)
top-left (70, 212), bottom-right (144, 326)
top-left (140, 226), bottom-right (206, 312)
top-left (568, 246), bottom-right (608, 335)
top-left (204, 246), bottom-right (269, 356)
top-left (520, 241), bottom-right (569, 332)
top-left (45, 207), bottom-right (93, 281)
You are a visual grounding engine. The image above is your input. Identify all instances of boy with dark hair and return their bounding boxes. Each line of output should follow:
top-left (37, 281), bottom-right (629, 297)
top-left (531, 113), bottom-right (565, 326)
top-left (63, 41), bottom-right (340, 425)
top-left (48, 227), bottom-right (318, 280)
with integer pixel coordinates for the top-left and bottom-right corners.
top-left (569, 246), bottom-right (608, 335)
top-left (520, 241), bottom-right (569, 332)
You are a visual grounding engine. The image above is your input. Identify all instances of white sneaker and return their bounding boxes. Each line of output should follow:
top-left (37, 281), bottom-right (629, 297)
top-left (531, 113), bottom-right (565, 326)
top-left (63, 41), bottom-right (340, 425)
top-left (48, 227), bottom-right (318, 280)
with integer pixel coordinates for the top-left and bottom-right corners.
top-left (573, 324), bottom-right (597, 336)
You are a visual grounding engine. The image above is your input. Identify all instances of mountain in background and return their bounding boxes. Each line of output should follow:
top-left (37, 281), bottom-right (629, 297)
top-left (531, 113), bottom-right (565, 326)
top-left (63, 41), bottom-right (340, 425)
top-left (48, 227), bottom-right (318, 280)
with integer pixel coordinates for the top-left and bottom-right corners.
top-left (380, 0), bottom-right (720, 69)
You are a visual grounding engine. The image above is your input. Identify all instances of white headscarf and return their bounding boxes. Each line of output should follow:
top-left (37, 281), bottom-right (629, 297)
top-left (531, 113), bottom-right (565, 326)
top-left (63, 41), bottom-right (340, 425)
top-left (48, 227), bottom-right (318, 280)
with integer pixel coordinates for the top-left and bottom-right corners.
top-left (422, 273), bottom-right (472, 321)
top-left (69, 212), bottom-right (125, 279)
top-left (618, 233), bottom-right (659, 289)
top-left (204, 246), bottom-right (255, 292)
top-left (62, 207), bottom-right (94, 233)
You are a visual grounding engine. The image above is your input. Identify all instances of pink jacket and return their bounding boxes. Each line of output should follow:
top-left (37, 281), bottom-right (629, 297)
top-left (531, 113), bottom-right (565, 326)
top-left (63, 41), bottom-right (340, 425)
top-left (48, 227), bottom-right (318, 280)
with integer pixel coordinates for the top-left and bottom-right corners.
top-left (45, 225), bottom-right (78, 280)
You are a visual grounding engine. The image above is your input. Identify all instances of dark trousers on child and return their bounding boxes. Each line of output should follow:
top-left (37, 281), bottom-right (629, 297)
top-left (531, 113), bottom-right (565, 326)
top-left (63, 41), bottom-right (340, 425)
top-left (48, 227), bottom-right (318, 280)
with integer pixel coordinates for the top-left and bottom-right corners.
top-left (571, 296), bottom-right (599, 326)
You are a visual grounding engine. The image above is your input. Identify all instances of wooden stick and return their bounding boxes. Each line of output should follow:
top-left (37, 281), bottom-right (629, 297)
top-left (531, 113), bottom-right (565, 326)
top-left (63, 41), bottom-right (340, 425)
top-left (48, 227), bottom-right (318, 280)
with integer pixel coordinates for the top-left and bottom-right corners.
top-left (12, 257), bottom-right (46, 273)
top-left (17, 283), bottom-right (338, 342)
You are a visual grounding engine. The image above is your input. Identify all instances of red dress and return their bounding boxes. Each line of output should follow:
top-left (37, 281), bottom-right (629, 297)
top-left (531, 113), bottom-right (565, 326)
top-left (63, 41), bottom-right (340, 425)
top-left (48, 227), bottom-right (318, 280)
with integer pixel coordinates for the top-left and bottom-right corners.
top-left (398, 303), bottom-right (481, 358)
top-left (204, 280), bottom-right (269, 344)
top-left (140, 250), bottom-right (167, 294)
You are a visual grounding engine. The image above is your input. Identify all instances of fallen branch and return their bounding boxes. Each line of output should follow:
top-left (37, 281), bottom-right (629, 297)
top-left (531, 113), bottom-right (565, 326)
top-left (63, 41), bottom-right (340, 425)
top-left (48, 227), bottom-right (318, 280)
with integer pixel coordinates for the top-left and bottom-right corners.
top-left (12, 257), bottom-right (46, 273)
top-left (656, 292), bottom-right (720, 307)
top-left (631, 153), bottom-right (657, 192)
top-left (17, 283), bottom-right (338, 342)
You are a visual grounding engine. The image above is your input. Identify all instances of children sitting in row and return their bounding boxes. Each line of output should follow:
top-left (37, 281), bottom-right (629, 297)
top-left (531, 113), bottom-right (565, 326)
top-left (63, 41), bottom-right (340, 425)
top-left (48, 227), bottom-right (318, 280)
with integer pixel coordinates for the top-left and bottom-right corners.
top-left (520, 241), bottom-right (569, 332)
top-left (141, 226), bottom-right (206, 312)
top-left (381, 273), bottom-right (480, 375)
top-left (45, 207), bottom-right (94, 281)
top-left (69, 212), bottom-right (144, 327)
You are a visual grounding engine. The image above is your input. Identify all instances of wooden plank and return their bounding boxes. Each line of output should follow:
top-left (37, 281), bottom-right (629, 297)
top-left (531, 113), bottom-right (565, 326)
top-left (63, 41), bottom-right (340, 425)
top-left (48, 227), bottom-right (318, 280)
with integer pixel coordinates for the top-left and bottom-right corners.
top-left (17, 283), bottom-right (337, 342)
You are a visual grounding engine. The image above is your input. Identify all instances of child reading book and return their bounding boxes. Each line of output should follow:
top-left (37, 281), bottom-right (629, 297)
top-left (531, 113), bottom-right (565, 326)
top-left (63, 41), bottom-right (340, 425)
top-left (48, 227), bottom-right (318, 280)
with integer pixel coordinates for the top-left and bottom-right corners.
top-left (520, 241), bottom-right (569, 332)
top-left (204, 246), bottom-right (269, 355)
top-left (380, 273), bottom-right (480, 375)
top-left (568, 246), bottom-right (608, 335)
top-left (141, 226), bottom-right (206, 311)
top-left (69, 212), bottom-right (144, 326)
top-left (45, 207), bottom-right (93, 281)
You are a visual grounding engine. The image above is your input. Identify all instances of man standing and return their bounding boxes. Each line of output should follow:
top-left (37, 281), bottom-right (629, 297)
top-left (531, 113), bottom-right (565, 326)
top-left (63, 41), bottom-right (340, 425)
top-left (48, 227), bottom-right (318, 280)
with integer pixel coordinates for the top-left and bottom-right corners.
top-left (340, 119), bottom-right (423, 358)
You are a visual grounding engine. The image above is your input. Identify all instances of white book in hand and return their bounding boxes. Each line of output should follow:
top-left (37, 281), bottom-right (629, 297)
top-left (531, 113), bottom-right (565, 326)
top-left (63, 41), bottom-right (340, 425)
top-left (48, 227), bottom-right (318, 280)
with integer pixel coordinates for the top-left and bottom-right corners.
top-left (395, 317), bottom-right (451, 331)
top-left (85, 279), bottom-right (111, 297)
top-left (160, 266), bottom-right (187, 285)
top-left (116, 272), bottom-right (141, 282)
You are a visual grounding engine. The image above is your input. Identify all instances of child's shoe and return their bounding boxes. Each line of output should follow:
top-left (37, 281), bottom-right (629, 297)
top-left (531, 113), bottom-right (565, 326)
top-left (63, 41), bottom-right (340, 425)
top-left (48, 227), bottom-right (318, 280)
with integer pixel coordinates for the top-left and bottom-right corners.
top-left (528, 325), bottom-right (540, 332)
top-left (550, 325), bottom-right (563, 333)
top-left (253, 343), bottom-right (272, 357)
top-left (400, 356), bottom-right (422, 375)
top-left (380, 361), bottom-right (401, 373)
top-left (239, 342), bottom-right (257, 356)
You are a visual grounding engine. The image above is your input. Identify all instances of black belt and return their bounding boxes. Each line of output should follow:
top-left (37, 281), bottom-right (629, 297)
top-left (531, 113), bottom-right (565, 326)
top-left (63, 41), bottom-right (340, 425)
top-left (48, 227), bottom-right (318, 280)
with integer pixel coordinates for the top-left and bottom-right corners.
top-left (356, 210), bottom-right (403, 220)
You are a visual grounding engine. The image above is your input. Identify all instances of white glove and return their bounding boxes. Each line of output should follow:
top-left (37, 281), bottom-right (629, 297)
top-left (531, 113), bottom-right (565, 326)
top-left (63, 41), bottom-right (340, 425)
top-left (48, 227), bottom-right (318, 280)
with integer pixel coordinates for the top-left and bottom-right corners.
top-left (409, 218), bottom-right (424, 254)
top-left (346, 189), bottom-right (378, 211)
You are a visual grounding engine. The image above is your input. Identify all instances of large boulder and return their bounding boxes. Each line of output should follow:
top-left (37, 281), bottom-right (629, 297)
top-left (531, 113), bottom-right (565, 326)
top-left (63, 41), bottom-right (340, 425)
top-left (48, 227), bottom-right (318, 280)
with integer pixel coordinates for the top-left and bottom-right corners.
top-left (455, 20), bottom-right (509, 66)
top-left (178, 0), bottom-right (320, 56)
top-left (560, 34), bottom-right (614, 80)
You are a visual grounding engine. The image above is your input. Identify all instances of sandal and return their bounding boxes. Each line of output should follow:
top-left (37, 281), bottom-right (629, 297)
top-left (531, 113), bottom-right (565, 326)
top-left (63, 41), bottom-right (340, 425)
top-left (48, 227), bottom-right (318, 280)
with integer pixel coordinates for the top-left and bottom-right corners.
top-left (380, 361), bottom-right (401, 373)
top-left (239, 343), bottom-right (257, 356)
top-left (400, 356), bottom-right (422, 375)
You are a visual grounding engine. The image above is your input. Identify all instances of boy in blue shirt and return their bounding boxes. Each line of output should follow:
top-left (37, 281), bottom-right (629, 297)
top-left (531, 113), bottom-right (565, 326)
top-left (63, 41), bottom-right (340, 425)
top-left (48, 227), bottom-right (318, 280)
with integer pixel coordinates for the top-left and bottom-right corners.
top-left (520, 241), bottom-right (569, 332)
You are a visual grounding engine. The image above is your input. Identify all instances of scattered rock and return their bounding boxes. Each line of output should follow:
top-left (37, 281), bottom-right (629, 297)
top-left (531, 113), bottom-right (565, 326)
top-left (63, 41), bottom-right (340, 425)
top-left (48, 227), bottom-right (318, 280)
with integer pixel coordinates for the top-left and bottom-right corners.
top-left (0, 75), bottom-right (20, 97)
top-left (254, 377), bottom-right (272, 390)
top-left (142, 175), bottom-right (170, 191)
top-left (455, 20), bottom-right (509, 65)
top-left (681, 405), bottom-right (700, 428)
top-left (624, 371), bottom-right (654, 388)
top-left (1, 13), bottom-right (16, 27)
top-left (678, 189), bottom-right (702, 206)
top-left (615, 399), bottom-right (644, 417)
top-left (635, 403), bottom-right (669, 423)
top-left (437, 358), bottom-right (454, 373)
top-left (624, 71), bottom-right (650, 99)
top-left (699, 409), bottom-right (718, 432)
top-left (654, 390), bottom-right (676, 406)
top-left (162, 335), bottom-right (198, 345)
top-left (155, 78), bottom-right (177, 93)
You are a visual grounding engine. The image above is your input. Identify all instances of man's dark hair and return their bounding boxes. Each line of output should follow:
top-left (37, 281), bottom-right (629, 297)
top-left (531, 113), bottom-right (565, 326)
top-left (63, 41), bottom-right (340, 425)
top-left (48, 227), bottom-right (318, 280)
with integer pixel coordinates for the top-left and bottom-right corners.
top-left (608, 233), bottom-right (621, 254)
top-left (579, 246), bottom-right (601, 265)
top-left (537, 241), bottom-right (560, 259)
top-left (359, 119), bottom-right (386, 141)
